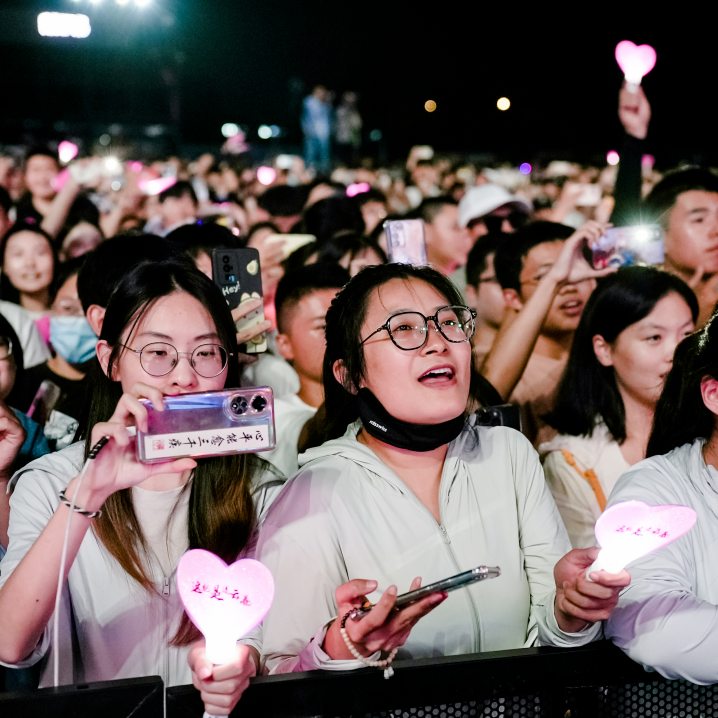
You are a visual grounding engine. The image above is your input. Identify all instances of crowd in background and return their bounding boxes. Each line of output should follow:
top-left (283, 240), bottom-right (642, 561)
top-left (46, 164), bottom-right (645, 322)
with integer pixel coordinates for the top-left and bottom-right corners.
top-left (0, 79), bottom-right (718, 709)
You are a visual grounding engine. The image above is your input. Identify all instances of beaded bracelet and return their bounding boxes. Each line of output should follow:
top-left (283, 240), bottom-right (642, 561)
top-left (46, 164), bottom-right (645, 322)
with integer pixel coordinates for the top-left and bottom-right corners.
top-left (339, 610), bottom-right (399, 679)
top-left (58, 489), bottom-right (102, 520)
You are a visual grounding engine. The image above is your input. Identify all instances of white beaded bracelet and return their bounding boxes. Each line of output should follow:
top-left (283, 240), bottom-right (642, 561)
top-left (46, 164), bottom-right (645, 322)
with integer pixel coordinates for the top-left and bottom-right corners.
top-left (339, 611), bottom-right (399, 679)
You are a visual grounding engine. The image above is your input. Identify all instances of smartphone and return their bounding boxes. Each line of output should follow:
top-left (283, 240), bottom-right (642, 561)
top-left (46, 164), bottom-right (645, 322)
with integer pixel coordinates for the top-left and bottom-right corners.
top-left (26, 380), bottom-right (62, 428)
top-left (265, 233), bottom-right (316, 259)
top-left (414, 145), bottom-right (434, 161)
top-left (276, 154), bottom-right (296, 170)
top-left (212, 248), bottom-right (267, 353)
top-left (588, 225), bottom-right (664, 269)
top-left (475, 404), bottom-right (522, 432)
top-left (136, 388), bottom-right (276, 463)
top-left (349, 565), bottom-right (501, 621)
top-left (384, 219), bottom-right (427, 266)
top-left (575, 183), bottom-right (602, 207)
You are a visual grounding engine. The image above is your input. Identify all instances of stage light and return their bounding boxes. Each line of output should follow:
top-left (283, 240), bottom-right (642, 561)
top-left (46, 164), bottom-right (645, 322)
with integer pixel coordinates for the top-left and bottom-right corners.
top-left (497, 97), bottom-right (510, 111)
top-left (58, 141), bottom-right (79, 164)
top-left (607, 150), bottom-right (620, 166)
top-left (270, 125), bottom-right (280, 137)
top-left (135, 0), bottom-right (151, 6)
top-left (104, 157), bottom-right (121, 173)
top-left (221, 123), bottom-right (240, 138)
top-left (424, 100), bottom-right (437, 112)
top-left (257, 166), bottom-right (276, 185)
top-left (615, 40), bottom-right (657, 92)
top-left (37, 12), bottom-right (91, 38)
top-left (369, 129), bottom-right (382, 141)
top-left (257, 125), bottom-right (272, 140)
top-left (99, 134), bottom-right (111, 146)
top-left (519, 163), bottom-right (532, 175)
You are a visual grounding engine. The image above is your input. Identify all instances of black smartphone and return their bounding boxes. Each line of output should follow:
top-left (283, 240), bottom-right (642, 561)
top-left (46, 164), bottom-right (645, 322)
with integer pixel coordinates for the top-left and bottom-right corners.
top-left (211, 247), bottom-right (267, 354)
top-left (26, 380), bottom-right (62, 427)
top-left (350, 565), bottom-right (501, 621)
top-left (475, 404), bottom-right (522, 432)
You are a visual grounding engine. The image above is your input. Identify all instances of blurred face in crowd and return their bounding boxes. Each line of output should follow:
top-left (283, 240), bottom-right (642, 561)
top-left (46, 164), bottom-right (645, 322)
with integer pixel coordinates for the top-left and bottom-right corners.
top-left (277, 288), bottom-right (339, 391)
top-left (593, 292), bottom-right (695, 407)
top-left (0, 335), bottom-right (17, 401)
top-left (354, 278), bottom-right (472, 425)
top-left (340, 247), bottom-right (385, 277)
top-left (424, 204), bottom-right (472, 275)
top-left (306, 183), bottom-right (336, 208)
top-left (360, 201), bottom-right (387, 234)
top-left (25, 154), bottom-right (58, 201)
top-left (663, 190), bottom-right (718, 275)
top-left (465, 253), bottom-right (505, 330)
top-left (3, 230), bottom-right (54, 298)
top-left (507, 240), bottom-right (595, 335)
top-left (60, 222), bottom-right (104, 262)
top-left (99, 291), bottom-right (228, 396)
top-left (160, 192), bottom-right (196, 228)
top-left (53, 273), bottom-right (84, 317)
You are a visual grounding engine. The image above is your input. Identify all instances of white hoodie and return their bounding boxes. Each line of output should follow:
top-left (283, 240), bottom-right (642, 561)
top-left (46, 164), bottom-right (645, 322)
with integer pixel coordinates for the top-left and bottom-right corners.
top-left (0, 442), bottom-right (285, 688)
top-left (605, 439), bottom-right (718, 684)
top-left (256, 419), bottom-right (601, 675)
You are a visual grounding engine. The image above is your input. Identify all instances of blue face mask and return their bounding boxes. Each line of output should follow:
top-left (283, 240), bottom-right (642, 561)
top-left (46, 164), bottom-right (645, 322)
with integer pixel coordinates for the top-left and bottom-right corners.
top-left (50, 316), bottom-right (97, 365)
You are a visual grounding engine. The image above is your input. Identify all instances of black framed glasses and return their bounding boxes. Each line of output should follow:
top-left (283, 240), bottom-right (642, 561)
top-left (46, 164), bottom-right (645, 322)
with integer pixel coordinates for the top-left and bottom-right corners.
top-left (360, 305), bottom-right (476, 351)
top-left (120, 342), bottom-right (232, 378)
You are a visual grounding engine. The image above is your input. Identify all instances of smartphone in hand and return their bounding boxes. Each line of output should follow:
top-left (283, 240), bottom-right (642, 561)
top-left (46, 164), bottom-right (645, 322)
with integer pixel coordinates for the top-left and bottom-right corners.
top-left (385, 219), bottom-right (427, 267)
top-left (212, 248), bottom-right (267, 353)
top-left (588, 225), bottom-right (664, 269)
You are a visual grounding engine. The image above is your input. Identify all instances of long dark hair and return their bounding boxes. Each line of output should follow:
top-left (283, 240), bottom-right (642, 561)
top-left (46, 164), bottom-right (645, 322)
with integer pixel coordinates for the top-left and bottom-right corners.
top-left (80, 260), bottom-right (256, 646)
top-left (322, 263), bottom-right (502, 441)
top-left (647, 317), bottom-right (718, 457)
top-left (547, 267), bottom-right (698, 443)
top-left (0, 222), bottom-right (57, 305)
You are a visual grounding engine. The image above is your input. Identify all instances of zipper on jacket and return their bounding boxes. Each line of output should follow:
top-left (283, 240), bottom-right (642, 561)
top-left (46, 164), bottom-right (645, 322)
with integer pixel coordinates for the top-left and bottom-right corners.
top-left (163, 575), bottom-right (170, 718)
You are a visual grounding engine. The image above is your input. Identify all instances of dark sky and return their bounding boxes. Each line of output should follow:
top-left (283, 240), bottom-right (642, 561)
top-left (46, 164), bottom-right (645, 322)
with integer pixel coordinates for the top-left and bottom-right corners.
top-left (1, 1), bottom-right (715, 166)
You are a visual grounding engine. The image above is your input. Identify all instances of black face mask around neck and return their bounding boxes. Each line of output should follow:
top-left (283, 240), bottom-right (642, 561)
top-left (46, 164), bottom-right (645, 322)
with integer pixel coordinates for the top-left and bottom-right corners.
top-left (356, 388), bottom-right (465, 452)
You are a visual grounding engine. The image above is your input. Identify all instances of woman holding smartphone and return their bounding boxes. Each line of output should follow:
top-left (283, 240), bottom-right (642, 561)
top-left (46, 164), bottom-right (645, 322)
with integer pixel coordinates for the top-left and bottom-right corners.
top-left (0, 261), bottom-right (284, 714)
top-left (256, 263), bottom-right (629, 675)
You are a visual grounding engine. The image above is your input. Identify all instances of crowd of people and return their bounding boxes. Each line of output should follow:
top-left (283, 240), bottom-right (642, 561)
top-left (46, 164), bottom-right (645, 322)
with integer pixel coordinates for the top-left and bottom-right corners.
top-left (0, 81), bottom-right (717, 711)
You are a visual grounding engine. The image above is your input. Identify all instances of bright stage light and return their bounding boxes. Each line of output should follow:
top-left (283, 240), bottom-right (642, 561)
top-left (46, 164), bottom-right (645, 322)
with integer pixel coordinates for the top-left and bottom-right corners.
top-left (497, 97), bottom-right (511, 111)
top-left (519, 163), bottom-right (532, 175)
top-left (257, 166), bottom-right (276, 185)
top-left (37, 12), bottom-right (91, 38)
top-left (424, 100), bottom-right (437, 112)
top-left (135, 0), bottom-right (151, 6)
top-left (607, 150), bottom-right (620, 166)
top-left (221, 123), bottom-right (240, 138)
top-left (257, 125), bottom-right (272, 140)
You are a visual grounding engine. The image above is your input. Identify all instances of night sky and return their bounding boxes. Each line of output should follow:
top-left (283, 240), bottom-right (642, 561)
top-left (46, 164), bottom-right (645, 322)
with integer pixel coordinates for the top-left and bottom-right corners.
top-left (0, 1), bottom-right (715, 166)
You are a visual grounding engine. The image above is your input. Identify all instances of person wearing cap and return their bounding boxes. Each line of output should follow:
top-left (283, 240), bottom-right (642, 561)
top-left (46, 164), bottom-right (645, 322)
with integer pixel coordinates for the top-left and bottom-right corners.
top-left (458, 184), bottom-right (533, 242)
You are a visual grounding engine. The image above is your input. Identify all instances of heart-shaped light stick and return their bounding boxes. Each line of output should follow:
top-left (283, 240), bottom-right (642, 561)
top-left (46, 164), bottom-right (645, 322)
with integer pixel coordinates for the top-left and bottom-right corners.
top-left (615, 40), bottom-right (657, 93)
top-left (177, 550), bottom-right (275, 717)
top-left (58, 141), bottom-right (79, 164)
top-left (587, 500), bottom-right (696, 578)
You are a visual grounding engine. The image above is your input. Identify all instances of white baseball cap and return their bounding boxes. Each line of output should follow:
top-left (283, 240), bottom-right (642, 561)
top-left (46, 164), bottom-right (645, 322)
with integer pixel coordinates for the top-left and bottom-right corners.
top-left (458, 185), bottom-right (533, 227)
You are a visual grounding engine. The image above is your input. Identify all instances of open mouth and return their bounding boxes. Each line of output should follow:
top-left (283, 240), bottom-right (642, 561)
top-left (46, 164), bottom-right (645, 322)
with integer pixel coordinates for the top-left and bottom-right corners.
top-left (419, 365), bottom-right (456, 384)
top-left (560, 300), bottom-right (583, 315)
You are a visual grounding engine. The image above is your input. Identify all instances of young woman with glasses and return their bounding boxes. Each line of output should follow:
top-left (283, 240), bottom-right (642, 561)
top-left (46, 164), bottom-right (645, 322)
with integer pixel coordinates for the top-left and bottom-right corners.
top-left (0, 260), bottom-right (285, 714)
top-left (256, 263), bottom-right (629, 676)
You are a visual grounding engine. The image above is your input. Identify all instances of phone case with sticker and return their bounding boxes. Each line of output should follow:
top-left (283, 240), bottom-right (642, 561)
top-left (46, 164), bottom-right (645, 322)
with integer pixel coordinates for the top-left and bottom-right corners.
top-left (212, 248), bottom-right (267, 353)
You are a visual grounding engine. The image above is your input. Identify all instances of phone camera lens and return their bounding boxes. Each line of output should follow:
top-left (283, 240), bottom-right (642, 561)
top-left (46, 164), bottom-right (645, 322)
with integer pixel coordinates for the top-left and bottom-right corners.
top-left (251, 395), bottom-right (267, 412)
top-left (222, 255), bottom-right (230, 263)
top-left (230, 397), bottom-right (248, 415)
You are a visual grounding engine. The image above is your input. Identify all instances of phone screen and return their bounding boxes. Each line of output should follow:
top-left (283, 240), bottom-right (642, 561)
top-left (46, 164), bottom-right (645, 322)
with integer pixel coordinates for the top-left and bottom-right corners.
top-left (589, 225), bottom-right (664, 269)
top-left (385, 219), bottom-right (427, 266)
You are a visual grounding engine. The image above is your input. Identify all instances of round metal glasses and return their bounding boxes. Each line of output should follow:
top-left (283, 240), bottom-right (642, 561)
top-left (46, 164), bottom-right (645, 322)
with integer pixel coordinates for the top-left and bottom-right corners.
top-left (360, 305), bottom-right (476, 351)
top-left (121, 342), bottom-right (232, 378)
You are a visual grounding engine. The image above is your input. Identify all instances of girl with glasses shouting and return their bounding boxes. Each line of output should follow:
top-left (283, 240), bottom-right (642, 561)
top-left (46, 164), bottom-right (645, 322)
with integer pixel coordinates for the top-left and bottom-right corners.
top-left (256, 263), bottom-right (629, 676)
top-left (0, 260), bottom-right (285, 715)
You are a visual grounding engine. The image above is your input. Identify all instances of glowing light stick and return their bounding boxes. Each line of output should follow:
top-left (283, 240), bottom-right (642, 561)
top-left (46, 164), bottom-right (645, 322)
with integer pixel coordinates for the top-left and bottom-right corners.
top-left (346, 182), bottom-right (371, 198)
top-left (256, 166), bottom-right (276, 186)
top-left (587, 500), bottom-right (696, 578)
top-left (614, 41), bottom-right (657, 93)
top-left (58, 141), bottom-right (79, 164)
top-left (138, 176), bottom-right (177, 196)
top-left (177, 550), bottom-right (274, 717)
top-left (51, 168), bottom-right (70, 192)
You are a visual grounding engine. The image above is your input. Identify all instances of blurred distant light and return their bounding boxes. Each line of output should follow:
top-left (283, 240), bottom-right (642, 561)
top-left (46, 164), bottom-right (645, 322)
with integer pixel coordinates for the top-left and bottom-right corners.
top-left (607, 150), bottom-right (620, 165)
top-left (58, 141), bottom-right (79, 164)
top-left (369, 129), bottom-right (382, 142)
top-left (257, 125), bottom-right (272, 140)
top-left (111, 180), bottom-right (122, 191)
top-left (270, 125), bottom-right (281, 137)
top-left (221, 123), bottom-right (240, 138)
top-left (139, 176), bottom-right (177, 196)
top-left (99, 134), bottom-right (111, 146)
top-left (642, 154), bottom-right (655, 169)
top-left (88, 0), bottom-right (101, 4)
top-left (497, 97), bottom-right (511, 111)
top-left (347, 182), bottom-right (371, 198)
top-left (37, 12), bottom-right (91, 38)
top-left (257, 166), bottom-right (276, 185)
top-left (104, 157), bottom-right (121, 173)
top-left (519, 163), bottom-right (532, 175)
top-left (128, 161), bottom-right (143, 172)
top-left (424, 100), bottom-right (437, 113)
top-left (135, 0), bottom-right (151, 6)
top-left (116, 0), bottom-right (131, 4)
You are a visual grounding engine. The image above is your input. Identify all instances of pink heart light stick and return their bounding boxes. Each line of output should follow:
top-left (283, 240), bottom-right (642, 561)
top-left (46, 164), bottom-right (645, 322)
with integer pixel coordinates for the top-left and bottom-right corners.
top-left (138, 176), bottom-right (177, 196)
top-left (58, 141), bottom-right (79, 164)
top-left (615, 40), bottom-right (657, 93)
top-left (587, 500), bottom-right (696, 578)
top-left (177, 550), bottom-right (274, 717)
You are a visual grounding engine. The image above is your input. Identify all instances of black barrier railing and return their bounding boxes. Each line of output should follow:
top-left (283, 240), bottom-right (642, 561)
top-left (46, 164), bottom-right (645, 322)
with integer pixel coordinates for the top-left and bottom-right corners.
top-left (2, 642), bottom-right (716, 718)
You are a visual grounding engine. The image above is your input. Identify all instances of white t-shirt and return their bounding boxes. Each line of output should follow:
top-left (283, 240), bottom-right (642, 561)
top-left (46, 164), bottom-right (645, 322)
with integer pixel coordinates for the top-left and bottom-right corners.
top-left (262, 395), bottom-right (317, 479)
top-left (0, 300), bottom-right (51, 368)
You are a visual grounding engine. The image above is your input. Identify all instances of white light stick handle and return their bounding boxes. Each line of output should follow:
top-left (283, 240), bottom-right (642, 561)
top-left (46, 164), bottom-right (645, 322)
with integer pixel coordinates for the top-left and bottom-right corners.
top-left (202, 639), bottom-right (239, 718)
top-left (624, 79), bottom-right (640, 94)
top-left (585, 548), bottom-right (625, 580)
